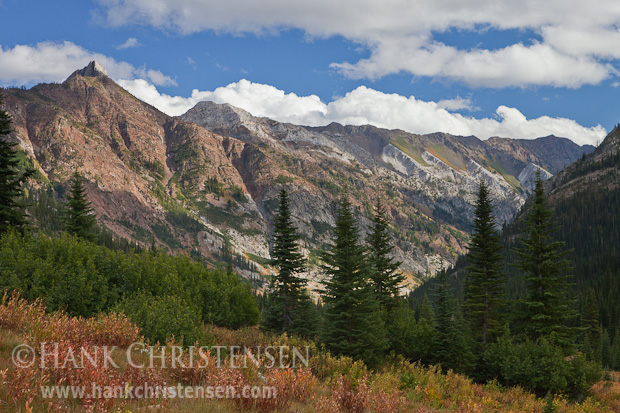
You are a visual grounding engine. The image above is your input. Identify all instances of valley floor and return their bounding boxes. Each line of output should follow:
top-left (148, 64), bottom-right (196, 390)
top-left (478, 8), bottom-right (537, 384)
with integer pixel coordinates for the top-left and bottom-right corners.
top-left (1, 292), bottom-right (619, 412)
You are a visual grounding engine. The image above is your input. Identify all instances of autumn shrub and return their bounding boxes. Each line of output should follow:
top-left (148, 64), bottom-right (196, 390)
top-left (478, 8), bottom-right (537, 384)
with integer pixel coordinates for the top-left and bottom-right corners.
top-left (310, 350), bottom-right (368, 382)
top-left (315, 373), bottom-right (407, 413)
top-left (0, 290), bottom-right (46, 332)
top-left (0, 291), bottom-right (166, 412)
top-left (1, 290), bottom-right (141, 348)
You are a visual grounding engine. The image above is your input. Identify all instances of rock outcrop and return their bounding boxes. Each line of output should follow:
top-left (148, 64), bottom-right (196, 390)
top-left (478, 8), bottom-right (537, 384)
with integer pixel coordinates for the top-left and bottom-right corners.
top-left (518, 163), bottom-right (553, 193)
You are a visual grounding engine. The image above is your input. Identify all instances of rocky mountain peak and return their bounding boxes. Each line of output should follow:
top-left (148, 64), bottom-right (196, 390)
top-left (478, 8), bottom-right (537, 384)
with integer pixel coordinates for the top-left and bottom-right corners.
top-left (183, 101), bottom-right (258, 130)
top-left (68, 61), bottom-right (108, 80)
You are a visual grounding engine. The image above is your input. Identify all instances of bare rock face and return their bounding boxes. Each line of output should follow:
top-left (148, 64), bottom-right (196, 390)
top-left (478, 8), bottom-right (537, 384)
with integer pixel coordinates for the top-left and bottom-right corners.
top-left (518, 163), bottom-right (553, 193)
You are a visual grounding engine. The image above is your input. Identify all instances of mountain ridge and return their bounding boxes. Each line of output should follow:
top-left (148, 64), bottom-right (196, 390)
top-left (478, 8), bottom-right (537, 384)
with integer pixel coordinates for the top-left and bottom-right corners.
top-left (1, 61), bottom-right (595, 290)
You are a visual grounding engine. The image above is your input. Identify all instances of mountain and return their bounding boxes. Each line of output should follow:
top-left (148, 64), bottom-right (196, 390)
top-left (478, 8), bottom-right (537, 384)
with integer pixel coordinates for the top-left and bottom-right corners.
top-left (1, 62), bottom-right (594, 291)
top-left (180, 102), bottom-right (593, 224)
top-left (413, 126), bottom-right (620, 336)
top-left (541, 126), bottom-right (620, 335)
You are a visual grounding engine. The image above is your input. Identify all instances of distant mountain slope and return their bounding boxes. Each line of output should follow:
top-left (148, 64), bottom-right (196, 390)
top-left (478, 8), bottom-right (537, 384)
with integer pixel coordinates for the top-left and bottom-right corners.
top-left (542, 127), bottom-right (620, 333)
top-left (1, 62), bottom-right (594, 291)
top-left (413, 126), bottom-right (619, 335)
top-left (180, 101), bottom-right (593, 226)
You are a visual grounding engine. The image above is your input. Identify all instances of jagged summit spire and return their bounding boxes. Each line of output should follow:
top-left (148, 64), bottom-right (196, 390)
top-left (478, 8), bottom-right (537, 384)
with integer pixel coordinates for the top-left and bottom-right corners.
top-left (67, 61), bottom-right (108, 80)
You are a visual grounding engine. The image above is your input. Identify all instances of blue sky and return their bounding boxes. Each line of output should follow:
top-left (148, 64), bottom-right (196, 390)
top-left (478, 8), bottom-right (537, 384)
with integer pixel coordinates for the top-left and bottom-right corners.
top-left (1, 0), bottom-right (619, 146)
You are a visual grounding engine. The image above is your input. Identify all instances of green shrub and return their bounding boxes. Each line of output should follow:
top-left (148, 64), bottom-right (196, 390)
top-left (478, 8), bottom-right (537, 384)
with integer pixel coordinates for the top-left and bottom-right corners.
top-left (115, 292), bottom-right (206, 346)
top-left (483, 335), bottom-right (601, 396)
top-left (0, 231), bottom-right (260, 337)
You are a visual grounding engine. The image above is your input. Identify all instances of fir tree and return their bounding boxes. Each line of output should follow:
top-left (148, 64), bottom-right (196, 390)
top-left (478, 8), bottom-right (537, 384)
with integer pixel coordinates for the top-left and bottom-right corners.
top-left (367, 200), bottom-right (404, 309)
top-left (0, 92), bottom-right (33, 234)
top-left (516, 172), bottom-right (577, 348)
top-left (261, 188), bottom-right (316, 337)
top-left (65, 172), bottom-right (97, 241)
top-left (320, 196), bottom-right (387, 366)
top-left (464, 180), bottom-right (505, 347)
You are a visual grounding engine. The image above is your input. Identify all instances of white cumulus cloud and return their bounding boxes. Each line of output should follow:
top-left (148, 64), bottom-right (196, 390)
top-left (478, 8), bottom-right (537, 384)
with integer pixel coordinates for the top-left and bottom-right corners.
top-left (118, 78), bottom-right (605, 146)
top-left (116, 37), bottom-right (141, 49)
top-left (93, 0), bottom-right (620, 88)
top-left (0, 42), bottom-right (175, 86)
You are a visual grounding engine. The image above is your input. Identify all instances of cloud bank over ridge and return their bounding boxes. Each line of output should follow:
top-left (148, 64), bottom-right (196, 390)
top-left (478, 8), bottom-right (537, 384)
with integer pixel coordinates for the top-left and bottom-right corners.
top-left (0, 40), bottom-right (605, 146)
top-left (118, 78), bottom-right (605, 146)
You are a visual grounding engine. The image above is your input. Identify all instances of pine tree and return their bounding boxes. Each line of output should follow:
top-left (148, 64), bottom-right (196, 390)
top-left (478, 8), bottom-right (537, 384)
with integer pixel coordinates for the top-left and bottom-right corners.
top-left (0, 92), bottom-right (33, 234)
top-left (516, 172), bottom-right (577, 348)
top-left (464, 180), bottom-right (505, 347)
top-left (320, 196), bottom-right (387, 366)
top-left (261, 188), bottom-right (317, 337)
top-left (65, 172), bottom-right (97, 241)
top-left (367, 200), bottom-right (404, 309)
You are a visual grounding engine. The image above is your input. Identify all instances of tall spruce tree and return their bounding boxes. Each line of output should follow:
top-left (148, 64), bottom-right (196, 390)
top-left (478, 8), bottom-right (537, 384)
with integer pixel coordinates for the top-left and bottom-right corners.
top-left (65, 172), bottom-right (97, 241)
top-left (516, 172), bottom-right (577, 348)
top-left (464, 180), bottom-right (505, 347)
top-left (261, 188), bottom-right (316, 337)
top-left (0, 92), bottom-right (33, 234)
top-left (367, 200), bottom-right (404, 309)
top-left (320, 196), bottom-right (387, 366)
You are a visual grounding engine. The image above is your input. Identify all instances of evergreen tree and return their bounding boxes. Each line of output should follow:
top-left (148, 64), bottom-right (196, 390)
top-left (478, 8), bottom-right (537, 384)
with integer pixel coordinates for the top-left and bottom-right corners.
top-left (414, 293), bottom-right (437, 363)
top-left (464, 180), bottom-right (505, 347)
top-left (515, 172), bottom-right (577, 348)
top-left (261, 188), bottom-right (316, 337)
top-left (386, 302), bottom-right (418, 359)
top-left (65, 172), bottom-right (97, 241)
top-left (601, 329), bottom-right (611, 369)
top-left (367, 200), bottom-right (404, 309)
top-left (611, 330), bottom-right (620, 370)
top-left (320, 196), bottom-right (387, 366)
top-left (581, 288), bottom-right (602, 362)
top-left (150, 233), bottom-right (157, 253)
top-left (0, 92), bottom-right (33, 234)
top-left (434, 270), bottom-right (474, 374)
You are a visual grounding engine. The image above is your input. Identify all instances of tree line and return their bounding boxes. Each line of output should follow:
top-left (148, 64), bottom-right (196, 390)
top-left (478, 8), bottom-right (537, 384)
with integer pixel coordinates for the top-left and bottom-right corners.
top-left (261, 176), bottom-right (602, 397)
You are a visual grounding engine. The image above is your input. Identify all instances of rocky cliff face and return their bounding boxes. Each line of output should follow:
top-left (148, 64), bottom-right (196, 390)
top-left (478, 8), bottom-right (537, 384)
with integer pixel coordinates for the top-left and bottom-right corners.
top-left (518, 163), bottom-right (553, 193)
top-left (1, 62), bottom-right (595, 292)
top-left (180, 101), bottom-right (593, 228)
